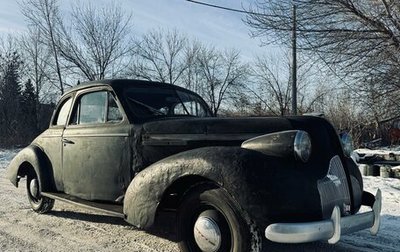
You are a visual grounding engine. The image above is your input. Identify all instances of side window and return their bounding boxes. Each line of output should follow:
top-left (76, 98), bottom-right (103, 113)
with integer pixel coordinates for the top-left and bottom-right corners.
top-left (107, 93), bottom-right (123, 122)
top-left (53, 97), bottom-right (72, 126)
top-left (80, 92), bottom-right (107, 124)
top-left (69, 91), bottom-right (123, 125)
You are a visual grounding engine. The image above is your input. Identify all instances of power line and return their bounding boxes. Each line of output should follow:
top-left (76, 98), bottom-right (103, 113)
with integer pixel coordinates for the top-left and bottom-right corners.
top-left (185, 0), bottom-right (271, 17)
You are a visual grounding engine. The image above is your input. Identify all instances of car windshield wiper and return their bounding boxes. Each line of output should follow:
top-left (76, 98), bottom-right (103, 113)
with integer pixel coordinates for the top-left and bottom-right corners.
top-left (173, 90), bottom-right (191, 116)
top-left (128, 97), bottom-right (165, 116)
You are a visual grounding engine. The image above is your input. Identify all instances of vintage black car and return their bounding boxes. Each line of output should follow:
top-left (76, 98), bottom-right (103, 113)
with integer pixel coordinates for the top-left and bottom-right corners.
top-left (7, 79), bottom-right (381, 252)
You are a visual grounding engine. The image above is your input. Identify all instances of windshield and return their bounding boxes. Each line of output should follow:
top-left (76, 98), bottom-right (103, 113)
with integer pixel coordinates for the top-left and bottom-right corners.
top-left (124, 86), bottom-right (212, 120)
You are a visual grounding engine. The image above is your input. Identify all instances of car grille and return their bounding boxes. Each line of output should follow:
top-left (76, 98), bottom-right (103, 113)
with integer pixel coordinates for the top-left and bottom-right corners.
top-left (317, 155), bottom-right (351, 218)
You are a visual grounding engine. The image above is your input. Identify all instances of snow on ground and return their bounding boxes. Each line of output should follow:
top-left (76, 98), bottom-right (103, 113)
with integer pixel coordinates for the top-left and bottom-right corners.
top-left (0, 148), bottom-right (19, 171)
top-left (0, 149), bottom-right (399, 251)
top-left (355, 145), bottom-right (400, 159)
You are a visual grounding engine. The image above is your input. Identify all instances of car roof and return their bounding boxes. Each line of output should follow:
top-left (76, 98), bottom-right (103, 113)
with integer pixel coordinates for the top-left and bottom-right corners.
top-left (62, 79), bottom-right (197, 97)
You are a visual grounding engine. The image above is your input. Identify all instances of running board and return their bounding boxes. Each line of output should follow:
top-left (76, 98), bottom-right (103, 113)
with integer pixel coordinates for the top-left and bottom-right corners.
top-left (41, 192), bottom-right (124, 218)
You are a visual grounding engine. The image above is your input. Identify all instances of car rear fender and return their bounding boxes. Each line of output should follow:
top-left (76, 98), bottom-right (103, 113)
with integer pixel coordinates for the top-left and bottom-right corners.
top-left (123, 146), bottom-right (280, 229)
top-left (6, 145), bottom-right (56, 192)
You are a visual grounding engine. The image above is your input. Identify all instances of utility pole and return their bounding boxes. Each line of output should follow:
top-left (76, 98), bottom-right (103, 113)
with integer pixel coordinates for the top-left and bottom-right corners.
top-left (291, 3), bottom-right (297, 115)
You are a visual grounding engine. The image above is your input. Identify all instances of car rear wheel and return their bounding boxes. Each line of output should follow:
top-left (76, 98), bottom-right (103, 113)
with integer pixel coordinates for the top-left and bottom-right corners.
top-left (26, 170), bottom-right (54, 213)
top-left (177, 184), bottom-right (262, 252)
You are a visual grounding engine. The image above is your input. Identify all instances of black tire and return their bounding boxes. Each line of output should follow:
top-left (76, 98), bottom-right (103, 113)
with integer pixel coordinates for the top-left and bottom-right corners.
top-left (26, 170), bottom-right (54, 213)
top-left (177, 184), bottom-right (262, 252)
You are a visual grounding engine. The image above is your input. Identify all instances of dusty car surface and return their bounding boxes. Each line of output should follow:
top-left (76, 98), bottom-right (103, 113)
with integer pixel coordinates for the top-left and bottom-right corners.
top-left (7, 79), bottom-right (381, 252)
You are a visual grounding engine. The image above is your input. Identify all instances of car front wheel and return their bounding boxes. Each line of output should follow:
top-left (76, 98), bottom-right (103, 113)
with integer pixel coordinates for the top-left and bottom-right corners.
top-left (26, 170), bottom-right (54, 213)
top-left (177, 184), bottom-right (262, 252)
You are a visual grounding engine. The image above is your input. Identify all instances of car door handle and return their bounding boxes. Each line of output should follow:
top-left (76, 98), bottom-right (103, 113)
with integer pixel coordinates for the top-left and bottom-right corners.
top-left (62, 138), bottom-right (75, 144)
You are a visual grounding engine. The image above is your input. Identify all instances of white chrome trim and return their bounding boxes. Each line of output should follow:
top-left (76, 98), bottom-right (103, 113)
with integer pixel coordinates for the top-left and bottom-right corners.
top-left (63, 133), bottom-right (129, 137)
top-left (370, 189), bottom-right (382, 235)
top-left (328, 206), bottom-right (341, 244)
top-left (194, 216), bottom-right (221, 252)
top-left (265, 189), bottom-right (382, 244)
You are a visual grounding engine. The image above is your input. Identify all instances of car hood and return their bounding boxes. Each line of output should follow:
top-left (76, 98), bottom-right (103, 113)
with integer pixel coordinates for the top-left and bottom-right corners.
top-left (135, 116), bottom-right (343, 179)
top-left (141, 117), bottom-right (295, 146)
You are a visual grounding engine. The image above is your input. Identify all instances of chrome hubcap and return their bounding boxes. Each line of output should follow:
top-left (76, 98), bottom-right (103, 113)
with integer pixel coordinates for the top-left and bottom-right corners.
top-left (193, 216), bottom-right (221, 252)
top-left (30, 178), bottom-right (39, 199)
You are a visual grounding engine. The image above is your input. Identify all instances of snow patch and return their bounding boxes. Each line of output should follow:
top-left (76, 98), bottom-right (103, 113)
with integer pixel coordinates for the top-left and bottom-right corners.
top-left (0, 148), bottom-right (19, 169)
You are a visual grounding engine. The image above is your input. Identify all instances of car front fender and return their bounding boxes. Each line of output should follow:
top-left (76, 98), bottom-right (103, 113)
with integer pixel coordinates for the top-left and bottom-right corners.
top-left (123, 146), bottom-right (310, 230)
top-left (6, 145), bottom-right (55, 192)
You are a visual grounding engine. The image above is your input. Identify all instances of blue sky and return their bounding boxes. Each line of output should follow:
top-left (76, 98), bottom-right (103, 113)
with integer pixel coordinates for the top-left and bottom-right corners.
top-left (0, 0), bottom-right (280, 61)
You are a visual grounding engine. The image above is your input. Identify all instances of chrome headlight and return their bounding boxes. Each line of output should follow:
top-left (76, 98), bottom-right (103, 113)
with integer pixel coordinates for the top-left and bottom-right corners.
top-left (294, 131), bottom-right (312, 162)
top-left (340, 132), bottom-right (354, 157)
top-left (241, 130), bottom-right (312, 162)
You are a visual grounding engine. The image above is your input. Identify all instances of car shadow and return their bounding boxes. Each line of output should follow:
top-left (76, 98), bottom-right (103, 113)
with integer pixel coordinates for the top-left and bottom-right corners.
top-left (46, 209), bottom-right (398, 251)
top-left (47, 209), bottom-right (178, 242)
top-left (147, 211), bottom-right (178, 242)
top-left (48, 210), bottom-right (129, 226)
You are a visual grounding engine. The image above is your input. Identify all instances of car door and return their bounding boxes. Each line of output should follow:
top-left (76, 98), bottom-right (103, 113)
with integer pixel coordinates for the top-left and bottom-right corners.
top-left (62, 88), bottom-right (132, 201)
top-left (35, 95), bottom-right (74, 192)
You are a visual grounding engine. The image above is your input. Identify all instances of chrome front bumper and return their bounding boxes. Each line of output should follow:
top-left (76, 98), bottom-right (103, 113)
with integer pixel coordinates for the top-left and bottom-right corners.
top-left (265, 189), bottom-right (382, 244)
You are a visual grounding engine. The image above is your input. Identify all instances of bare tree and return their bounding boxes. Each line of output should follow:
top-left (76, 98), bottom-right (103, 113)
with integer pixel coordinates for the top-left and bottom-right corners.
top-left (248, 52), bottom-right (324, 116)
top-left (129, 29), bottom-right (248, 116)
top-left (21, 0), bottom-right (64, 93)
top-left (323, 90), bottom-right (362, 140)
top-left (245, 0), bottom-right (400, 100)
top-left (19, 26), bottom-right (54, 105)
top-left (246, 1), bottom-right (400, 60)
top-left (356, 77), bottom-right (400, 138)
top-left (250, 55), bottom-right (291, 116)
top-left (18, 26), bottom-right (59, 132)
top-left (181, 40), bottom-right (202, 92)
top-left (57, 2), bottom-right (133, 81)
top-left (130, 29), bottom-right (188, 84)
top-left (196, 47), bottom-right (249, 116)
